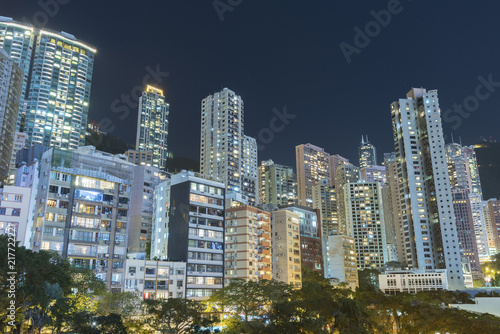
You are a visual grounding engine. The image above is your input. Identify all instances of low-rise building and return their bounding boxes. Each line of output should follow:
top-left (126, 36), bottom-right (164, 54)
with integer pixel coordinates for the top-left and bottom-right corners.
top-left (0, 185), bottom-right (33, 247)
top-left (379, 270), bottom-right (448, 294)
top-left (124, 259), bottom-right (186, 299)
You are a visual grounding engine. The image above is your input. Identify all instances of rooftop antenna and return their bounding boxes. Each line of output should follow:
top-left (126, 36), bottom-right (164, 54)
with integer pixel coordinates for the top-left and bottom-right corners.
top-left (451, 133), bottom-right (454, 144)
top-left (459, 136), bottom-right (463, 146)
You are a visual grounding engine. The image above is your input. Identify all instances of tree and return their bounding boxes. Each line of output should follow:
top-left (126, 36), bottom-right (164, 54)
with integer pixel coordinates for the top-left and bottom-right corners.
top-left (96, 292), bottom-right (141, 319)
top-left (144, 298), bottom-right (207, 333)
top-left (357, 268), bottom-right (380, 292)
top-left (0, 236), bottom-right (73, 333)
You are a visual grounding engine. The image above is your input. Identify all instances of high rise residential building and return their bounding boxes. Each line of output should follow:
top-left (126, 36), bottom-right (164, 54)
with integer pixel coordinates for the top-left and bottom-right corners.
top-left (7, 131), bottom-right (28, 184)
top-left (474, 141), bottom-right (500, 200)
top-left (484, 199), bottom-right (500, 255)
top-left (312, 179), bottom-right (338, 236)
top-left (360, 165), bottom-right (386, 185)
top-left (359, 135), bottom-right (377, 168)
top-left (451, 188), bottom-right (481, 276)
top-left (296, 143), bottom-right (330, 207)
top-left (271, 209), bottom-right (302, 287)
top-left (32, 146), bottom-right (134, 291)
top-left (0, 49), bottom-right (23, 184)
top-left (324, 235), bottom-right (358, 289)
top-left (224, 202), bottom-right (272, 284)
top-left (135, 86), bottom-right (169, 169)
top-left (390, 88), bottom-right (464, 290)
top-left (335, 162), bottom-right (359, 235)
top-left (258, 159), bottom-right (296, 207)
top-left (241, 135), bottom-right (258, 204)
top-left (128, 165), bottom-right (168, 255)
top-left (286, 205), bottom-right (324, 276)
top-left (152, 170), bottom-right (225, 299)
top-left (445, 142), bottom-right (489, 259)
top-left (381, 184), bottom-right (398, 263)
top-left (0, 16), bottom-right (35, 127)
top-left (200, 88), bottom-right (257, 204)
top-left (0, 17), bottom-right (96, 149)
top-left (25, 30), bottom-right (96, 149)
top-left (344, 181), bottom-right (388, 269)
top-left (329, 154), bottom-right (349, 187)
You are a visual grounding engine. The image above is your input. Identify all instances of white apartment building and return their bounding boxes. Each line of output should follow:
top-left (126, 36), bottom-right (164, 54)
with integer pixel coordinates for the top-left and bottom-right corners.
top-left (124, 259), bottom-right (186, 299)
top-left (390, 88), bottom-right (464, 290)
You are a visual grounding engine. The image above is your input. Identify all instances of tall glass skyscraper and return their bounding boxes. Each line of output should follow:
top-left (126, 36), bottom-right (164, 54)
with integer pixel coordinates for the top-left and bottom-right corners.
top-left (0, 16), bottom-right (35, 129)
top-left (135, 85), bottom-right (169, 169)
top-left (358, 135), bottom-right (377, 168)
top-left (0, 17), bottom-right (96, 150)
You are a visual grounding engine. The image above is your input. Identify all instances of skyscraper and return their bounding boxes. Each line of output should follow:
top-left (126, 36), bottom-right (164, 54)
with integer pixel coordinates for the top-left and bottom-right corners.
top-left (200, 88), bottom-right (257, 204)
top-left (152, 171), bottom-right (225, 299)
top-left (344, 181), bottom-right (388, 269)
top-left (0, 16), bottom-right (96, 149)
top-left (0, 48), bottom-right (23, 184)
top-left (241, 135), bottom-right (258, 204)
top-left (296, 143), bottom-right (330, 207)
top-left (451, 188), bottom-right (481, 275)
top-left (312, 179), bottom-right (338, 235)
top-left (359, 135), bottom-right (377, 168)
top-left (135, 85), bottom-right (169, 169)
top-left (335, 162), bottom-right (359, 235)
top-left (390, 88), bottom-right (464, 290)
top-left (329, 154), bottom-right (349, 187)
top-left (445, 142), bottom-right (489, 259)
top-left (0, 16), bottom-right (35, 128)
top-left (258, 159), bottom-right (296, 207)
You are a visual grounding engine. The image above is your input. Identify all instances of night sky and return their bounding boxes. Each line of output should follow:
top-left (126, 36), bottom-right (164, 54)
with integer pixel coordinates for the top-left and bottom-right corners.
top-left (3, 1), bottom-right (500, 167)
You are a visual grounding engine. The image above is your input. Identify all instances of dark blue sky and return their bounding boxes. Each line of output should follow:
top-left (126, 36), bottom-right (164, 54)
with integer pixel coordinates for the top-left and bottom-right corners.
top-left (3, 1), bottom-right (500, 167)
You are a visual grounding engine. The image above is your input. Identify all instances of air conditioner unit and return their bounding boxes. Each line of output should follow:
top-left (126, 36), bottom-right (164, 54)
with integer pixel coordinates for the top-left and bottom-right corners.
top-left (38, 213), bottom-right (44, 217)
top-left (41, 185), bottom-right (47, 190)
top-left (43, 172), bottom-right (48, 176)
top-left (34, 242), bottom-right (39, 246)
top-left (105, 253), bottom-right (110, 257)
top-left (40, 199), bottom-right (45, 203)
top-left (36, 227), bottom-right (41, 231)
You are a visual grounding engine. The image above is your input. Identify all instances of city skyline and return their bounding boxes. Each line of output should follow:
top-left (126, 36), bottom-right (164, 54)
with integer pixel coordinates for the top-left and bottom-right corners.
top-left (1, 2), bottom-right (500, 167)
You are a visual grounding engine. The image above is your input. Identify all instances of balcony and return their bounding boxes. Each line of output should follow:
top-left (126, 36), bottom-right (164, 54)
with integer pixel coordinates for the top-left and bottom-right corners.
top-left (259, 240), bottom-right (271, 247)
top-left (258, 248), bottom-right (271, 256)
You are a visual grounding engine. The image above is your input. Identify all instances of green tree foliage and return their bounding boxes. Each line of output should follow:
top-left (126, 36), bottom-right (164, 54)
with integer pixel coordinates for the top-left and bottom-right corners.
top-left (96, 292), bottom-right (141, 319)
top-left (144, 297), bottom-right (209, 333)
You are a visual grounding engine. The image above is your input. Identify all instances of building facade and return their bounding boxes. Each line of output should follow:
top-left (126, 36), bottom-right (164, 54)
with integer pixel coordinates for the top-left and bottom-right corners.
top-left (344, 182), bottom-right (388, 269)
top-left (152, 171), bottom-right (225, 299)
top-left (258, 159), bottom-right (296, 207)
top-left (135, 86), bottom-right (169, 169)
top-left (0, 16), bottom-right (35, 127)
top-left (32, 147), bottom-right (134, 291)
top-left (7, 132), bottom-right (28, 184)
top-left (200, 88), bottom-right (256, 204)
top-left (312, 179), bottom-right (338, 235)
top-left (379, 270), bottom-right (448, 294)
top-left (128, 165), bottom-right (168, 255)
top-left (224, 203), bottom-right (272, 284)
top-left (296, 143), bottom-right (330, 207)
top-left (271, 209), bottom-right (301, 287)
top-left (123, 259), bottom-right (186, 299)
top-left (0, 48), bottom-right (23, 184)
top-left (359, 135), bottom-right (377, 168)
top-left (390, 88), bottom-right (464, 290)
top-left (324, 235), bottom-right (358, 289)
